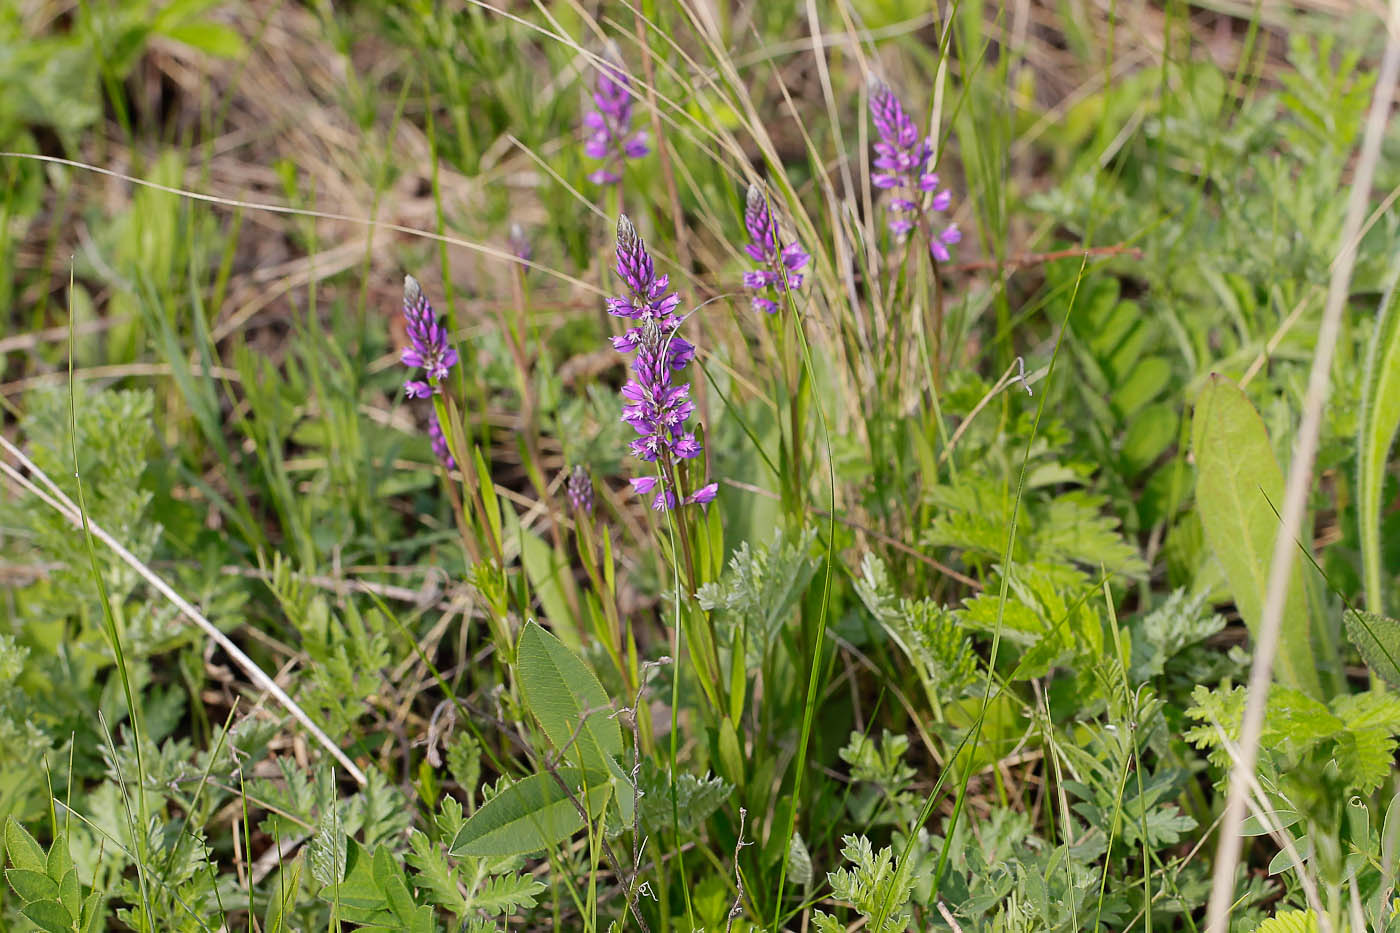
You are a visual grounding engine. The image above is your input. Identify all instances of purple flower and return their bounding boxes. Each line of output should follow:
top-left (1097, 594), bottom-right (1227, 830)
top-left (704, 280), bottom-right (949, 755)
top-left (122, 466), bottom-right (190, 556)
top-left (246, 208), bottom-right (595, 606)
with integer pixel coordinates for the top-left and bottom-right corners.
top-left (869, 79), bottom-right (959, 262)
top-left (610, 215), bottom-right (717, 511)
top-left (401, 275), bottom-right (459, 392)
top-left (399, 275), bottom-right (459, 469)
top-left (428, 413), bottom-right (455, 469)
top-left (583, 61), bottom-right (649, 186)
top-left (508, 223), bottom-right (532, 263)
top-left (565, 465), bottom-right (593, 515)
top-left (742, 184), bottom-right (810, 314)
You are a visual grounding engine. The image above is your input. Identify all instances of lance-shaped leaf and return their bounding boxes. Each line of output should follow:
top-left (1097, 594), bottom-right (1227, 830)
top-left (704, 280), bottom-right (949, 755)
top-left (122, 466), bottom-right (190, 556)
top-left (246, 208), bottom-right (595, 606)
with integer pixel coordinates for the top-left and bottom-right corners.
top-left (451, 769), bottom-right (612, 857)
top-left (516, 621), bottom-right (622, 773)
top-left (1192, 375), bottom-right (1321, 697)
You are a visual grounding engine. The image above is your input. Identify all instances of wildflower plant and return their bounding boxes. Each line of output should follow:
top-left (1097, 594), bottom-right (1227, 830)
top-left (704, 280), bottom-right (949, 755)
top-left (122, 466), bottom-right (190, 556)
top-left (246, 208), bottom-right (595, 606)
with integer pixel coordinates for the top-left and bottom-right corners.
top-left (400, 275), bottom-right (459, 467)
top-left (743, 183), bottom-right (811, 314)
top-left (869, 78), bottom-right (960, 262)
top-left (609, 214), bottom-right (717, 511)
top-left (583, 59), bottom-right (648, 185)
top-left (401, 274), bottom-right (459, 399)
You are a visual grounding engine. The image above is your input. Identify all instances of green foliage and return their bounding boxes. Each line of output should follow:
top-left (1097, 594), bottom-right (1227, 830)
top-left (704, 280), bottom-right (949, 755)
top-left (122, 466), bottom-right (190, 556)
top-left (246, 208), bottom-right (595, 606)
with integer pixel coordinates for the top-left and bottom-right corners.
top-left (1187, 684), bottom-right (1400, 795)
top-left (3, 3), bottom-right (1398, 931)
top-left (636, 762), bottom-right (732, 836)
top-left (1345, 609), bottom-right (1400, 688)
top-left (450, 770), bottom-right (612, 858)
top-left (516, 619), bottom-right (623, 774)
top-left (855, 554), bottom-right (978, 704)
top-left (1250, 911), bottom-right (1319, 933)
top-left (1193, 375), bottom-right (1323, 697)
top-left (1357, 266), bottom-right (1400, 616)
top-left (698, 526), bottom-right (821, 667)
top-left (4, 819), bottom-right (101, 933)
top-left (812, 835), bottom-right (917, 933)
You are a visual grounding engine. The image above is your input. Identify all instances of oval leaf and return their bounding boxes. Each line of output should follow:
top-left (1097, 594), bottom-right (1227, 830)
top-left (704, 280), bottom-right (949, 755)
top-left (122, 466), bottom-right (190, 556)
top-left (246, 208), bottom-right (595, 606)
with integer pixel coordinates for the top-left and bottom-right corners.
top-left (517, 621), bottom-right (622, 773)
top-left (4, 817), bottom-right (46, 873)
top-left (21, 898), bottom-right (74, 933)
top-left (450, 769), bottom-right (611, 858)
top-left (1192, 375), bottom-right (1321, 697)
top-left (6, 868), bottom-right (59, 902)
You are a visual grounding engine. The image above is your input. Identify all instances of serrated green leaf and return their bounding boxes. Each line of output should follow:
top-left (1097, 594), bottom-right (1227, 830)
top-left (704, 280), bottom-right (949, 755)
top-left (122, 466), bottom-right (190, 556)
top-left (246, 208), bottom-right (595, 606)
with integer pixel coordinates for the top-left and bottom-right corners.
top-left (468, 872), bottom-right (547, 916)
top-left (1192, 375), bottom-right (1320, 697)
top-left (516, 621), bottom-right (621, 773)
top-left (5, 817), bottom-right (47, 872)
top-left (406, 832), bottom-right (468, 919)
top-left (450, 769), bottom-right (611, 857)
top-left (1250, 909), bottom-right (1318, 933)
top-left (1344, 609), bottom-right (1400, 687)
top-left (7, 868), bottom-right (59, 902)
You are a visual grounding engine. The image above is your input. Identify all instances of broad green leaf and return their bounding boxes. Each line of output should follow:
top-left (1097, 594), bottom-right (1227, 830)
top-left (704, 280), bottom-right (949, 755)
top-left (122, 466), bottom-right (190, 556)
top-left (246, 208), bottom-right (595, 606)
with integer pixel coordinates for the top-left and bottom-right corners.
top-left (162, 23), bottom-right (247, 59)
top-left (1358, 273), bottom-right (1400, 616)
top-left (516, 621), bottom-right (621, 773)
top-left (1343, 609), bottom-right (1400, 687)
top-left (450, 769), bottom-right (611, 857)
top-left (6, 868), bottom-right (59, 902)
top-left (21, 899), bottom-right (74, 933)
top-left (1192, 375), bottom-right (1320, 697)
top-left (319, 840), bottom-right (386, 912)
top-left (5, 817), bottom-right (46, 873)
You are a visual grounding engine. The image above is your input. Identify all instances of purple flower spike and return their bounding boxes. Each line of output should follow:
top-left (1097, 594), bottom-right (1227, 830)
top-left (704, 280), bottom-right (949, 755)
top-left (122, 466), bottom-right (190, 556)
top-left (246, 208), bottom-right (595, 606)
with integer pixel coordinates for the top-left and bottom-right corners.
top-left (609, 214), bottom-right (716, 512)
top-left (400, 275), bottom-right (459, 468)
top-left (509, 223), bottom-right (532, 263)
top-left (401, 275), bottom-right (459, 391)
top-left (742, 184), bottom-right (810, 315)
top-left (583, 60), bottom-right (649, 186)
top-left (566, 465), bottom-right (594, 515)
top-left (868, 79), bottom-right (959, 262)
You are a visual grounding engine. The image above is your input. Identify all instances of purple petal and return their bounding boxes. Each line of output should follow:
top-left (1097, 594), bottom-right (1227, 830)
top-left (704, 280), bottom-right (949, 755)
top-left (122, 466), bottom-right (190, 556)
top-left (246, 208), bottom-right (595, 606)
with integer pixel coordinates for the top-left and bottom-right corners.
top-left (686, 483), bottom-right (718, 505)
